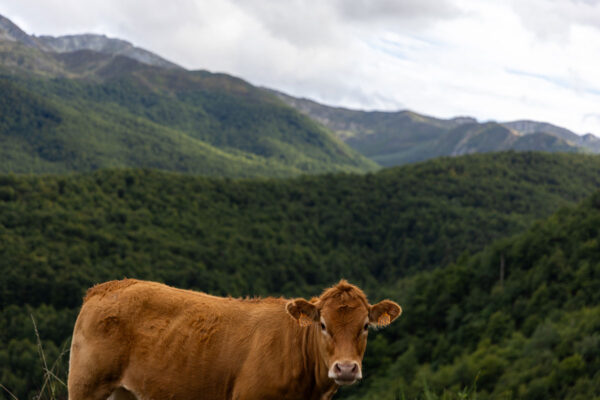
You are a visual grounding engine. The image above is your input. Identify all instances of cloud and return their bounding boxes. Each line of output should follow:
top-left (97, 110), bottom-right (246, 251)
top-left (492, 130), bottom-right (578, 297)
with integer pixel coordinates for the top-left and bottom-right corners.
top-left (229, 1), bottom-right (341, 48)
top-left (508, 0), bottom-right (600, 41)
top-left (1, 0), bottom-right (600, 134)
top-left (334, 0), bottom-right (460, 23)
top-left (583, 113), bottom-right (600, 133)
top-left (227, 0), bottom-right (460, 49)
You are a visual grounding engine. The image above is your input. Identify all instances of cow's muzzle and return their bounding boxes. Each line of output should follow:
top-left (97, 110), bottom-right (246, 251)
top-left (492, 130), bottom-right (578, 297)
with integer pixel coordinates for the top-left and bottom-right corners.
top-left (329, 361), bottom-right (362, 385)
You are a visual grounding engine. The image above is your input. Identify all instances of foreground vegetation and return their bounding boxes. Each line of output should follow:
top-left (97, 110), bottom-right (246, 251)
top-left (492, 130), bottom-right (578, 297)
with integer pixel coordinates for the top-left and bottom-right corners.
top-left (2, 152), bottom-right (600, 398)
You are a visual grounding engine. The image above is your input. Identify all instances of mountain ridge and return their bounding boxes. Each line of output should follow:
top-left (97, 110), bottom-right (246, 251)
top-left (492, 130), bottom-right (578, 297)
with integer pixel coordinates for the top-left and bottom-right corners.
top-left (502, 120), bottom-right (600, 152)
top-left (0, 14), bottom-right (377, 176)
top-left (0, 13), bottom-right (180, 70)
top-left (270, 89), bottom-right (598, 167)
top-left (37, 33), bottom-right (182, 70)
top-left (1, 11), bottom-right (597, 173)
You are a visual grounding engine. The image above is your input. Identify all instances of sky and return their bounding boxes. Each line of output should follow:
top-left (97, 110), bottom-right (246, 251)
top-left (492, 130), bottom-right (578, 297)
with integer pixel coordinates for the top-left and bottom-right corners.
top-left (2, 0), bottom-right (600, 135)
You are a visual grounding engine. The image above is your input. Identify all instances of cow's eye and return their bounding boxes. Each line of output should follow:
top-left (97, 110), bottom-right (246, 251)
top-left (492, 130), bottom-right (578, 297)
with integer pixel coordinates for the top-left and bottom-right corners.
top-left (320, 322), bottom-right (326, 331)
top-left (364, 323), bottom-right (369, 331)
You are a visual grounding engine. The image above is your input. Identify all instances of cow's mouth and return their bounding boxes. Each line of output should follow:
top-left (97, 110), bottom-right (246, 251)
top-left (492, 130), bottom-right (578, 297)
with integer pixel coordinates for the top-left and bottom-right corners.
top-left (334, 378), bottom-right (358, 386)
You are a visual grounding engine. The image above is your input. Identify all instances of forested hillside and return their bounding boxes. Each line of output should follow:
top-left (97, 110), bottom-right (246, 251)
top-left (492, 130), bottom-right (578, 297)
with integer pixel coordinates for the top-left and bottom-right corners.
top-left (0, 40), bottom-right (376, 177)
top-left (347, 191), bottom-right (600, 400)
top-left (2, 152), bottom-right (600, 398)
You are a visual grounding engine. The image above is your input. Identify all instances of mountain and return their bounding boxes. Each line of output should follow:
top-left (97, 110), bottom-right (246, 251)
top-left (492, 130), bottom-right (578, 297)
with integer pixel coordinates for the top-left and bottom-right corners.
top-left (36, 34), bottom-right (182, 70)
top-left (0, 14), bottom-right (376, 176)
top-left (272, 90), bottom-right (597, 166)
top-left (267, 90), bottom-right (476, 141)
top-left (504, 120), bottom-right (600, 153)
top-left (0, 14), bottom-right (179, 69)
top-left (1, 12), bottom-right (594, 174)
top-left (503, 120), bottom-right (581, 141)
top-left (2, 152), bottom-right (600, 398)
top-left (0, 13), bottom-right (40, 46)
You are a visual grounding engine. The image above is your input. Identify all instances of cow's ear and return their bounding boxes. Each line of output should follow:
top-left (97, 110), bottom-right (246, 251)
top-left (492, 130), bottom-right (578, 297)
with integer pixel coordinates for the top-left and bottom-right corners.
top-left (286, 299), bottom-right (319, 327)
top-left (369, 300), bottom-right (402, 327)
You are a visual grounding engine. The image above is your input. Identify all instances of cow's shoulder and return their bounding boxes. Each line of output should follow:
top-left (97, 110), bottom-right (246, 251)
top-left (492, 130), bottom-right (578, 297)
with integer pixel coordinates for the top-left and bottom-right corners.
top-left (84, 279), bottom-right (141, 303)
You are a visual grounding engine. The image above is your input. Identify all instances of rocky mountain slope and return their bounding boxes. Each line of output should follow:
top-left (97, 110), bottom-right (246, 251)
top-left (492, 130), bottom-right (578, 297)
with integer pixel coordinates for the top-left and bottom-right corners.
top-left (0, 14), bottom-right (179, 69)
top-left (503, 120), bottom-right (600, 152)
top-left (271, 90), bottom-right (597, 166)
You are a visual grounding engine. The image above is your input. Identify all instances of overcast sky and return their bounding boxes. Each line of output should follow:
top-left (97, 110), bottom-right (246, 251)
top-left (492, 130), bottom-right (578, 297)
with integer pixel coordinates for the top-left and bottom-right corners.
top-left (2, 0), bottom-right (600, 135)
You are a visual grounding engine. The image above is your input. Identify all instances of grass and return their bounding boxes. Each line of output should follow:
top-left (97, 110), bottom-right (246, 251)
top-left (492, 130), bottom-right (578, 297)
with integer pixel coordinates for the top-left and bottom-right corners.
top-left (31, 316), bottom-right (69, 400)
top-left (386, 377), bottom-right (479, 400)
top-left (0, 316), bottom-right (70, 400)
top-left (389, 376), bottom-right (479, 400)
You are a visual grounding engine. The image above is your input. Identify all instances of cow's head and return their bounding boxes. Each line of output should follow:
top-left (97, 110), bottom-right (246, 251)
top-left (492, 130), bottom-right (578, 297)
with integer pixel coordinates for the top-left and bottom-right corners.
top-left (286, 280), bottom-right (402, 386)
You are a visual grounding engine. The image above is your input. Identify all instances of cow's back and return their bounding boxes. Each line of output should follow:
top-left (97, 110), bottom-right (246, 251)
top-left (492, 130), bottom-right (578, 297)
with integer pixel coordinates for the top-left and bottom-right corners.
top-left (69, 279), bottom-right (270, 399)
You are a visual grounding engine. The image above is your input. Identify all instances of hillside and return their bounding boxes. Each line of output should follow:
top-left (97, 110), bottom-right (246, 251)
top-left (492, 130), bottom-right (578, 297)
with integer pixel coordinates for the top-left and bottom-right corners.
top-left (0, 16), bottom-right (376, 177)
top-left (345, 191), bottom-right (600, 400)
top-left (2, 152), bottom-right (600, 398)
top-left (2, 12), bottom-right (595, 175)
top-left (272, 90), bottom-right (596, 167)
top-left (3, 12), bottom-right (598, 174)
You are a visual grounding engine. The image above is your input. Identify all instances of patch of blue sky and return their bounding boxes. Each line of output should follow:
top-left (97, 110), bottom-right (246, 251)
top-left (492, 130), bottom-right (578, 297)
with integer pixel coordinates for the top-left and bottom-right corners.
top-left (382, 34), bottom-right (442, 50)
top-left (367, 40), bottom-right (409, 60)
top-left (366, 34), bottom-right (438, 61)
top-left (506, 68), bottom-right (600, 97)
top-left (402, 34), bottom-right (446, 48)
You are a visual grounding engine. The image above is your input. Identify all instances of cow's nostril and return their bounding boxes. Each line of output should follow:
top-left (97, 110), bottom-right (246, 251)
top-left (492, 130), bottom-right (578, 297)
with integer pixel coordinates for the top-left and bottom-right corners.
top-left (334, 362), bottom-right (359, 375)
top-left (329, 361), bottom-right (362, 384)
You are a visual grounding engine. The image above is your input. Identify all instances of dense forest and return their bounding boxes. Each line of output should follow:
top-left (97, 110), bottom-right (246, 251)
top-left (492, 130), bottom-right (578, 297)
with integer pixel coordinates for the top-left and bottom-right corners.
top-left (348, 191), bottom-right (600, 400)
top-left (2, 152), bottom-right (600, 399)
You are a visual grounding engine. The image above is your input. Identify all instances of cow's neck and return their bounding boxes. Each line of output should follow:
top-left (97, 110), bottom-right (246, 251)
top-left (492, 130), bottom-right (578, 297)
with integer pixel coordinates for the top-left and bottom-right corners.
top-left (300, 323), bottom-right (338, 399)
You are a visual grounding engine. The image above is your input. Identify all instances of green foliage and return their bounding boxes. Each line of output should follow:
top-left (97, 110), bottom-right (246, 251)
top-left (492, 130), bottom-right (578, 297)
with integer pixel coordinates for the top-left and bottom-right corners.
top-left (346, 191), bottom-right (600, 399)
top-left (2, 152), bottom-right (600, 398)
top-left (0, 63), bottom-right (376, 177)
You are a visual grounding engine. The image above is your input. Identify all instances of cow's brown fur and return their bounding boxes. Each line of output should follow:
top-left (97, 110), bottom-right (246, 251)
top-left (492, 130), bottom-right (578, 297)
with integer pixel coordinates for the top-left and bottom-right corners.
top-left (68, 279), bottom-right (401, 400)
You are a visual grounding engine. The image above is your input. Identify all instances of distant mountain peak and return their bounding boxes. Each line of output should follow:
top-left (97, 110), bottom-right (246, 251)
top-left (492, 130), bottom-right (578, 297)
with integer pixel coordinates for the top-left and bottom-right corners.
top-left (274, 90), bottom-right (598, 166)
top-left (0, 14), bottom-right (41, 47)
top-left (449, 116), bottom-right (478, 125)
top-left (502, 120), bottom-right (600, 152)
top-left (0, 13), bottom-right (181, 70)
top-left (583, 132), bottom-right (600, 140)
top-left (37, 33), bottom-right (182, 70)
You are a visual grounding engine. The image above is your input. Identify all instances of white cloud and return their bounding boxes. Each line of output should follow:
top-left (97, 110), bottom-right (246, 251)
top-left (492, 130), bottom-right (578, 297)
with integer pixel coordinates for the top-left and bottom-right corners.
top-left (1, 0), bottom-right (600, 134)
top-left (509, 0), bottom-right (600, 41)
top-left (333, 0), bottom-right (460, 26)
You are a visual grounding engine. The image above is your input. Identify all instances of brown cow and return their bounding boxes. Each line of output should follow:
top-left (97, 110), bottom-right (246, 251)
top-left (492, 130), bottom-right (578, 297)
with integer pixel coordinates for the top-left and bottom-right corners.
top-left (68, 279), bottom-right (402, 400)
